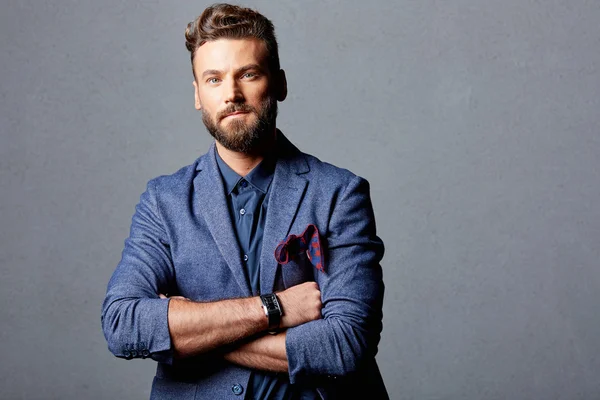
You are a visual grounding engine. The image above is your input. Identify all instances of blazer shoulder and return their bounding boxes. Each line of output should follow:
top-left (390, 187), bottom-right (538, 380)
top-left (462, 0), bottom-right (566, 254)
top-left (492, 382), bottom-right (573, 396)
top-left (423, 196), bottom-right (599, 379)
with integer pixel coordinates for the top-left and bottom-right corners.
top-left (277, 131), bottom-right (368, 188)
top-left (301, 151), bottom-right (367, 189)
top-left (145, 154), bottom-right (205, 198)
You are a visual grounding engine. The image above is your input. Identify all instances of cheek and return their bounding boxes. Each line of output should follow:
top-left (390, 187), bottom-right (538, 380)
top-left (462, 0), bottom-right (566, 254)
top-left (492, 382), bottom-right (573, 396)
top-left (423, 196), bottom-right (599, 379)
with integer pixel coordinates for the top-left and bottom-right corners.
top-left (242, 81), bottom-right (270, 99)
top-left (198, 89), bottom-right (221, 110)
top-left (198, 99), bottom-right (219, 120)
top-left (247, 92), bottom-right (271, 111)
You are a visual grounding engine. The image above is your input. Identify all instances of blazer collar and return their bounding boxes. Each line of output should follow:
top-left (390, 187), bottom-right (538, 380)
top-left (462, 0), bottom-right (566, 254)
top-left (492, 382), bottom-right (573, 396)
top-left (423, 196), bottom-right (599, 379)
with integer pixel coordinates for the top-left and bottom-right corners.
top-left (192, 142), bottom-right (251, 297)
top-left (259, 132), bottom-right (309, 293)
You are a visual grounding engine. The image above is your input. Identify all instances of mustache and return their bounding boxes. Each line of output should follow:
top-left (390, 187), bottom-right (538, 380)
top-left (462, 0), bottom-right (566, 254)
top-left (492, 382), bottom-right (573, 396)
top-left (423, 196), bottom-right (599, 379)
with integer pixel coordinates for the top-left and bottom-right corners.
top-left (217, 104), bottom-right (256, 121)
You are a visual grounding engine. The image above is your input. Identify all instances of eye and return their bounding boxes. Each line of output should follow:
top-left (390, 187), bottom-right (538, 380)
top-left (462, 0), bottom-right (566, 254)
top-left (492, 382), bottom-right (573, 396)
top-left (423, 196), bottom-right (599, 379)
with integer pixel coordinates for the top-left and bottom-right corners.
top-left (242, 72), bottom-right (257, 79)
top-left (206, 77), bottom-right (220, 84)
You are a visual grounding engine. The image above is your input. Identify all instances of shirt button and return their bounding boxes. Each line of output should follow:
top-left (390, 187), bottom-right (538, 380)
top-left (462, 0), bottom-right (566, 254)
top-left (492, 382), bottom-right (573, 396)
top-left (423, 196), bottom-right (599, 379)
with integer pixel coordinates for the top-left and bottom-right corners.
top-left (232, 384), bottom-right (244, 395)
top-left (240, 180), bottom-right (248, 188)
top-left (240, 208), bottom-right (246, 215)
top-left (243, 254), bottom-right (249, 261)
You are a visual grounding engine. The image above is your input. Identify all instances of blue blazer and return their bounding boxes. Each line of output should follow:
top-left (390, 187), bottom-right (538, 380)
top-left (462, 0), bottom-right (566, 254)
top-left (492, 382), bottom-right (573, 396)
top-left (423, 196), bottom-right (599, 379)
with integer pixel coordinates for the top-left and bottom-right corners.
top-left (102, 133), bottom-right (388, 399)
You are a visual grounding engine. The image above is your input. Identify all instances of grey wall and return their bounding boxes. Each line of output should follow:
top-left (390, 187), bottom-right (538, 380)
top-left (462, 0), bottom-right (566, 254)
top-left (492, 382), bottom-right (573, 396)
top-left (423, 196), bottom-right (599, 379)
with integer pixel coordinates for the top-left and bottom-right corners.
top-left (1, 0), bottom-right (599, 399)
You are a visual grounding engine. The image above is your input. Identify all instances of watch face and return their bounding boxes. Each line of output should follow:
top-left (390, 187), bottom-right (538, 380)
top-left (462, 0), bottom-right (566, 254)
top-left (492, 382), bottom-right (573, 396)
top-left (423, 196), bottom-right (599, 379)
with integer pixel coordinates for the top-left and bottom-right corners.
top-left (272, 295), bottom-right (281, 310)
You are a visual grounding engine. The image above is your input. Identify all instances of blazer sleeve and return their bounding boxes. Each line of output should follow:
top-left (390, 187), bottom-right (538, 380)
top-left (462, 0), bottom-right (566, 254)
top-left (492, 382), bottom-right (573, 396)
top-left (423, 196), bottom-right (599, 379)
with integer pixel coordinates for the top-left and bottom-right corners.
top-left (101, 179), bottom-right (175, 364)
top-left (285, 175), bottom-right (385, 384)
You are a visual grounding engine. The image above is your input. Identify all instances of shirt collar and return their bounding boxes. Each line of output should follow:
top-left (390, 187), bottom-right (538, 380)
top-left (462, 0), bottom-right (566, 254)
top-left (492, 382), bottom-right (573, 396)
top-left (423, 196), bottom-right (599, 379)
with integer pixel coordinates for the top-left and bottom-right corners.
top-left (215, 148), bottom-right (276, 195)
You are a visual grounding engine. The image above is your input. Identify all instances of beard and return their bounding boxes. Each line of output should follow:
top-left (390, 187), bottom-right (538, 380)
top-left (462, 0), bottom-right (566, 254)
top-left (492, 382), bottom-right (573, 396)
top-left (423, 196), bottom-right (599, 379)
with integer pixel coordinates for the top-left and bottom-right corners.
top-left (202, 96), bottom-right (278, 154)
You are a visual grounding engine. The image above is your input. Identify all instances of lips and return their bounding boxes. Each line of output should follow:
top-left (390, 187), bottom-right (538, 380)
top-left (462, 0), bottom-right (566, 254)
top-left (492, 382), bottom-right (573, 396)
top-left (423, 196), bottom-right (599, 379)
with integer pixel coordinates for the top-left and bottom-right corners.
top-left (225, 111), bottom-right (248, 117)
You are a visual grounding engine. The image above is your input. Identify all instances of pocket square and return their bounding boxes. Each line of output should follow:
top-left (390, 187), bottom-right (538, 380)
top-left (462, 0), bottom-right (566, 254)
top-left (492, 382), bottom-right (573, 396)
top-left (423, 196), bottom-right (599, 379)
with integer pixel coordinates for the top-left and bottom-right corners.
top-left (274, 224), bottom-right (325, 272)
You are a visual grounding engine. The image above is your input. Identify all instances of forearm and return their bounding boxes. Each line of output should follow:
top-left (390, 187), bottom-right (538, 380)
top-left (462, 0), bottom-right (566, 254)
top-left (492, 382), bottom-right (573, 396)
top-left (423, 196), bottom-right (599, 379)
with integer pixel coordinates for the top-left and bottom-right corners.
top-left (168, 296), bottom-right (268, 358)
top-left (166, 280), bottom-right (321, 359)
top-left (224, 332), bottom-right (288, 373)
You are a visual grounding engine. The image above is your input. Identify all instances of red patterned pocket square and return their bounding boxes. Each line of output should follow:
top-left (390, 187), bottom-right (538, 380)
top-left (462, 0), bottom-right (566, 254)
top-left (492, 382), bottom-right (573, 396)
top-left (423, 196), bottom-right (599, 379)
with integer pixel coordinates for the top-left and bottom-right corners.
top-left (274, 224), bottom-right (325, 272)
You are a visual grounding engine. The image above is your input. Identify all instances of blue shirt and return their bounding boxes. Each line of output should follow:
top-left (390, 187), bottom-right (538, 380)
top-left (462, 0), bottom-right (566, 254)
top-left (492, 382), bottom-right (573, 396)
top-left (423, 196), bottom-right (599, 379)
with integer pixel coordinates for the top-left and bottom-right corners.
top-left (216, 151), bottom-right (275, 296)
top-left (216, 151), bottom-right (318, 400)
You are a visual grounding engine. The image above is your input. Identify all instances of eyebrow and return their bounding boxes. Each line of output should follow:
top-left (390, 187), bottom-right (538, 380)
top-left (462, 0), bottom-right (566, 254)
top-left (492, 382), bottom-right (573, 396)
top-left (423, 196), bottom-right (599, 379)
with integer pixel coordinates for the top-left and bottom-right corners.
top-left (201, 64), bottom-right (265, 79)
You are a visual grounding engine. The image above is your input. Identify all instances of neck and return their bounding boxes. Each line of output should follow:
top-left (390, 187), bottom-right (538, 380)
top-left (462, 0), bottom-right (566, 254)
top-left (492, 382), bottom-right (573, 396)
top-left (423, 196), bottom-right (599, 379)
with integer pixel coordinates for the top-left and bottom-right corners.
top-left (215, 128), bottom-right (277, 177)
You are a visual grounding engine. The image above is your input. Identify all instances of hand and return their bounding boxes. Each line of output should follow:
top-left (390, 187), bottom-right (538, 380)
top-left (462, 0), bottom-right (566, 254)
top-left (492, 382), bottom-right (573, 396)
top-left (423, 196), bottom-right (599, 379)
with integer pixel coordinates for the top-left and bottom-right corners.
top-left (277, 281), bottom-right (322, 329)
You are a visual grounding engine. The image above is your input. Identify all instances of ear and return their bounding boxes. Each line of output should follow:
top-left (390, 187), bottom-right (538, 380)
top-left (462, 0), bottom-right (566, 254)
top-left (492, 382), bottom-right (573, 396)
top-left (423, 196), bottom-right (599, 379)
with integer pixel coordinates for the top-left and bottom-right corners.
top-left (275, 69), bottom-right (287, 102)
top-left (193, 80), bottom-right (202, 110)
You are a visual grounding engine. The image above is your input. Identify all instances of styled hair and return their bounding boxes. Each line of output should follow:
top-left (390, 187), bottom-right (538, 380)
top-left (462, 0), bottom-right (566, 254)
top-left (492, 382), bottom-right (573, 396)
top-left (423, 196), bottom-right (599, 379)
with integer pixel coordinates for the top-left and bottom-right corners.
top-left (185, 3), bottom-right (280, 77)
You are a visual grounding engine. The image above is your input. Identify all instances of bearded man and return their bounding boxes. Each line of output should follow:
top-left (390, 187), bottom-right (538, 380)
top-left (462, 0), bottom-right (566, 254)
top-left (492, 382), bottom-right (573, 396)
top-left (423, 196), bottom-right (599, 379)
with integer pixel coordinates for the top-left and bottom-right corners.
top-left (102, 3), bottom-right (388, 399)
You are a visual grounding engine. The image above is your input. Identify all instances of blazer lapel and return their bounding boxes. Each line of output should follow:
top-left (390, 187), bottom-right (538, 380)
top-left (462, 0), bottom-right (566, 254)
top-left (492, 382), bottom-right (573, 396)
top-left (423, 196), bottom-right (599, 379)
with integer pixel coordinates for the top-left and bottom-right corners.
top-left (259, 133), bottom-right (310, 294)
top-left (194, 144), bottom-right (252, 297)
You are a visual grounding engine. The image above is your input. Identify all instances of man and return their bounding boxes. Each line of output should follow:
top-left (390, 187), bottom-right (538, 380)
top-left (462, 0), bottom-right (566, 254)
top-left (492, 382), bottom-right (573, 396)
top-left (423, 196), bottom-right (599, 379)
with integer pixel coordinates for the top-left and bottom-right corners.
top-left (101, 3), bottom-right (387, 399)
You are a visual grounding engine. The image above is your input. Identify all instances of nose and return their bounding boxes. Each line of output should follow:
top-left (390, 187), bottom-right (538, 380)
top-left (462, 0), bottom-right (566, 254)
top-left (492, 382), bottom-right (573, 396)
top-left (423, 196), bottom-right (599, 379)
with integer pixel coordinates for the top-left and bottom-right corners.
top-left (223, 76), bottom-right (244, 104)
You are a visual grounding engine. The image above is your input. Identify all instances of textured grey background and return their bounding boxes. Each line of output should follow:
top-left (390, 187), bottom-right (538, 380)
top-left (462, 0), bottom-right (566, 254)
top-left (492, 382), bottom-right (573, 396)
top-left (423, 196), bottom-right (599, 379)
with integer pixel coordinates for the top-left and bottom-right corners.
top-left (1, 0), bottom-right (599, 399)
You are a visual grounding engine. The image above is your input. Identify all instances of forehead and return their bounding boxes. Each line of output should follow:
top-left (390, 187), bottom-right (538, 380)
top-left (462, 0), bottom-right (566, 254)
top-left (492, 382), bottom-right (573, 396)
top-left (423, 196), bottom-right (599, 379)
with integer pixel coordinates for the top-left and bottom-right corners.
top-left (193, 38), bottom-right (270, 74)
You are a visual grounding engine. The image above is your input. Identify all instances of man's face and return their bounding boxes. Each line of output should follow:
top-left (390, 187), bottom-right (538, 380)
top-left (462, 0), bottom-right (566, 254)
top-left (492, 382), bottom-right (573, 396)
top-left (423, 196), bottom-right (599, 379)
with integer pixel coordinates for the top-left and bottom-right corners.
top-left (193, 38), bottom-right (281, 153)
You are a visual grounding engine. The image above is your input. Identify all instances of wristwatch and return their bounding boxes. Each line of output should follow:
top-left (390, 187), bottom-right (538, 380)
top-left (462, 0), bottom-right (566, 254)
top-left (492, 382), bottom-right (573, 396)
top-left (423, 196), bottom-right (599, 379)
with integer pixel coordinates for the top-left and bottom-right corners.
top-left (260, 293), bottom-right (283, 329)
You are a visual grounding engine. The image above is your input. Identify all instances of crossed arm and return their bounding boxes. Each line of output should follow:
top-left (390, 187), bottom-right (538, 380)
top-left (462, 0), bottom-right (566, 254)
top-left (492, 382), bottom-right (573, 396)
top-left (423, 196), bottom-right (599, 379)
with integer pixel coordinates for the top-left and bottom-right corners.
top-left (101, 175), bottom-right (384, 380)
top-left (159, 281), bottom-right (323, 373)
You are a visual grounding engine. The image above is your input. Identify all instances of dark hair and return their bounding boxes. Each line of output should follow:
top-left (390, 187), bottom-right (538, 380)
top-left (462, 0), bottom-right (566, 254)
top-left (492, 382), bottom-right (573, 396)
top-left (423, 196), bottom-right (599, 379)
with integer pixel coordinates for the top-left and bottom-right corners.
top-left (185, 3), bottom-right (280, 77)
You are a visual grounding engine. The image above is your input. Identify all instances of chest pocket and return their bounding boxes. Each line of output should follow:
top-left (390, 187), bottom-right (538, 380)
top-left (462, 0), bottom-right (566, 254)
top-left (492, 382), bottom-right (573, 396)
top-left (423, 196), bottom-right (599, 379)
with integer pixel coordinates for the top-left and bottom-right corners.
top-left (280, 251), bottom-right (316, 289)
